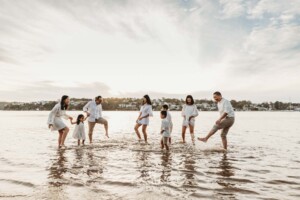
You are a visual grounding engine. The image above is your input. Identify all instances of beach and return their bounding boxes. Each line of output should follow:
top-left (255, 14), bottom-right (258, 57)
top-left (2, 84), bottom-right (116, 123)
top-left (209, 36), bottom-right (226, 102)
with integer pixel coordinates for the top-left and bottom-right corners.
top-left (0, 111), bottom-right (299, 200)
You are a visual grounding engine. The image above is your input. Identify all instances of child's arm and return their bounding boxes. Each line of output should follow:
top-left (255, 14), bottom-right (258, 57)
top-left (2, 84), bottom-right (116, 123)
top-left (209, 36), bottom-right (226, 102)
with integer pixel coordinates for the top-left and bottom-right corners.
top-left (69, 118), bottom-right (76, 125)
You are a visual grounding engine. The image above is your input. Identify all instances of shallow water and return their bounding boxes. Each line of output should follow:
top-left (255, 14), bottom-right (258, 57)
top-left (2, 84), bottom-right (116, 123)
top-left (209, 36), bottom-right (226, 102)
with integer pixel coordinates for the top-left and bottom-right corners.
top-left (0, 111), bottom-right (299, 200)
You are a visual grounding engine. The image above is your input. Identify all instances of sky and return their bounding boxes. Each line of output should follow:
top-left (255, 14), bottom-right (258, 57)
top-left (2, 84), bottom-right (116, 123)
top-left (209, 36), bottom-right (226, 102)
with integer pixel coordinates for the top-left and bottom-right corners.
top-left (0, 0), bottom-right (300, 103)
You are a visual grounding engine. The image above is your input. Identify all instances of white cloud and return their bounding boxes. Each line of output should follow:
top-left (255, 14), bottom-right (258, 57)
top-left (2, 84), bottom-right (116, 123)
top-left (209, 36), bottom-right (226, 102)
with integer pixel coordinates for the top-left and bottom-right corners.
top-left (0, 0), bottom-right (300, 102)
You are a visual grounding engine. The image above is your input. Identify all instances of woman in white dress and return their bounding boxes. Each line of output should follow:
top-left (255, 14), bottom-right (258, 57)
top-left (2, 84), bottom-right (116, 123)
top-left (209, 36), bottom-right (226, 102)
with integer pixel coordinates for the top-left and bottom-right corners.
top-left (181, 95), bottom-right (199, 144)
top-left (134, 95), bottom-right (153, 144)
top-left (47, 95), bottom-right (73, 148)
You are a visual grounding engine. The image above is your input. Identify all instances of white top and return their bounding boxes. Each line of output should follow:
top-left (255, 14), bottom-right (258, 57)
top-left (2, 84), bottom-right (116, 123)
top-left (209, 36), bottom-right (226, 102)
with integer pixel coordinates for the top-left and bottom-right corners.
top-left (161, 118), bottom-right (171, 137)
top-left (47, 103), bottom-right (70, 125)
top-left (166, 111), bottom-right (172, 123)
top-left (137, 104), bottom-right (153, 125)
top-left (218, 98), bottom-right (235, 118)
top-left (83, 100), bottom-right (103, 122)
top-left (73, 122), bottom-right (86, 140)
top-left (182, 104), bottom-right (199, 122)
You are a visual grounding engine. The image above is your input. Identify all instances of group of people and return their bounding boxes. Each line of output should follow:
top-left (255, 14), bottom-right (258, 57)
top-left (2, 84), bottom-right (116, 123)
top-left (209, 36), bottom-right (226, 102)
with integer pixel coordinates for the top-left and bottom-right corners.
top-left (47, 92), bottom-right (235, 150)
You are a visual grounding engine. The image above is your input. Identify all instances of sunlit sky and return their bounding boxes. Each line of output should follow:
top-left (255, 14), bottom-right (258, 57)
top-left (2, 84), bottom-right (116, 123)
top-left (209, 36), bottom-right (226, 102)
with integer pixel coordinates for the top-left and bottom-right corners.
top-left (1, 0), bottom-right (300, 102)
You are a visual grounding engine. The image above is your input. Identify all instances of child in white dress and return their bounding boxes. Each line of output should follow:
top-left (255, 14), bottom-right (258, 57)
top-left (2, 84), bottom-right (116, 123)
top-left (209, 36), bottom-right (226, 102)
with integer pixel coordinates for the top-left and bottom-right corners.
top-left (181, 95), bottom-right (199, 144)
top-left (162, 104), bottom-right (173, 144)
top-left (160, 111), bottom-right (171, 151)
top-left (70, 114), bottom-right (87, 146)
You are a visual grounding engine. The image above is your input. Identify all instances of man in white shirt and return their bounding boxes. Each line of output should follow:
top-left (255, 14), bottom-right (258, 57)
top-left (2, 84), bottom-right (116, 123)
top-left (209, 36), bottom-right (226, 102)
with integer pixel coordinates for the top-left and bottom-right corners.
top-left (83, 95), bottom-right (109, 143)
top-left (198, 91), bottom-right (235, 149)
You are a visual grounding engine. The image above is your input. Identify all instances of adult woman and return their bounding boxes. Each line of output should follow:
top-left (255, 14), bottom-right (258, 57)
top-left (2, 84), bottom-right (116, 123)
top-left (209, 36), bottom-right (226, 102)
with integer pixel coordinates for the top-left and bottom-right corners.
top-left (48, 95), bottom-right (73, 148)
top-left (134, 95), bottom-right (153, 144)
top-left (181, 95), bottom-right (199, 144)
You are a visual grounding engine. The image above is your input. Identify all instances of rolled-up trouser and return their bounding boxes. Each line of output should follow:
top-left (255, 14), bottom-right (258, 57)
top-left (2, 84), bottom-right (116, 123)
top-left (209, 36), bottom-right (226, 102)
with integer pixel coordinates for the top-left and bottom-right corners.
top-left (88, 117), bottom-right (108, 136)
top-left (211, 117), bottom-right (235, 138)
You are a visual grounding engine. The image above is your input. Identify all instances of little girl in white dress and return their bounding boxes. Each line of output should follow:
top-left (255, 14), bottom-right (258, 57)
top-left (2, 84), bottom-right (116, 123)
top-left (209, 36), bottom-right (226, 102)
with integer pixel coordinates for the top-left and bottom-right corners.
top-left (71, 114), bottom-right (87, 146)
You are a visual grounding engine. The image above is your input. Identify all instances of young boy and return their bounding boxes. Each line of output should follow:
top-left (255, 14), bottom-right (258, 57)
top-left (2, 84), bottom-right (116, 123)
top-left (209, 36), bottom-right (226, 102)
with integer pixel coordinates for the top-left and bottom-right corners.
top-left (160, 110), bottom-right (171, 151)
top-left (162, 104), bottom-right (173, 144)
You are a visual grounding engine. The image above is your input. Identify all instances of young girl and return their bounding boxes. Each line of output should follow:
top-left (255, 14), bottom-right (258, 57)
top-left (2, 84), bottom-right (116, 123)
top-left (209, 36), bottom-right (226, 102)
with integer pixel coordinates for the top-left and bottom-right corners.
top-left (160, 110), bottom-right (171, 151)
top-left (48, 95), bottom-right (73, 149)
top-left (134, 94), bottom-right (153, 144)
top-left (181, 95), bottom-right (199, 144)
top-left (70, 114), bottom-right (87, 146)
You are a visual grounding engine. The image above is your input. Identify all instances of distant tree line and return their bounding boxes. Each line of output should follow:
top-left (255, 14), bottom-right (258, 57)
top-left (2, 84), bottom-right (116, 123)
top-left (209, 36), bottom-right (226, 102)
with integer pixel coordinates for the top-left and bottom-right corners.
top-left (1, 98), bottom-right (300, 111)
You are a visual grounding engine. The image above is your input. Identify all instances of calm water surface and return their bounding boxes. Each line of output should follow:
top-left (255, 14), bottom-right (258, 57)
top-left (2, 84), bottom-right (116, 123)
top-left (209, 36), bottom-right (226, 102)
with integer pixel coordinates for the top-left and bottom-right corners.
top-left (0, 111), bottom-right (299, 200)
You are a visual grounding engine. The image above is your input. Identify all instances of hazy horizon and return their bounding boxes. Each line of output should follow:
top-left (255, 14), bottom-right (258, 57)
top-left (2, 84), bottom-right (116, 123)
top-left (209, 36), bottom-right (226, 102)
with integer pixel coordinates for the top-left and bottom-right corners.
top-left (1, 0), bottom-right (300, 102)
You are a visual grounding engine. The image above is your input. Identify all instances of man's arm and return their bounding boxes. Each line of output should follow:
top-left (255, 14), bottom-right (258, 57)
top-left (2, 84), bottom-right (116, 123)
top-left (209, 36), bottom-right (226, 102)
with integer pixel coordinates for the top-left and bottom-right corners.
top-left (83, 101), bottom-right (91, 116)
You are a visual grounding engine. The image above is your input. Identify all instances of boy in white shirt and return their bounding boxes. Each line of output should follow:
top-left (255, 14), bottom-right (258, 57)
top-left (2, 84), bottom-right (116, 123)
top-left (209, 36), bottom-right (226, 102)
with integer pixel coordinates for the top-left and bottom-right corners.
top-left (160, 111), bottom-right (171, 151)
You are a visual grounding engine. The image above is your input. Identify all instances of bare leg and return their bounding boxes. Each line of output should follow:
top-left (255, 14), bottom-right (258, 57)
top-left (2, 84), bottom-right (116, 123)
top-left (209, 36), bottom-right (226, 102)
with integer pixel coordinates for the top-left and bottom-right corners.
top-left (134, 123), bottom-right (142, 141)
top-left (221, 136), bottom-right (227, 150)
top-left (82, 140), bottom-right (85, 145)
top-left (169, 137), bottom-right (171, 144)
top-left (88, 122), bottom-right (96, 144)
top-left (182, 126), bottom-right (187, 143)
top-left (58, 131), bottom-right (63, 148)
top-left (165, 144), bottom-right (169, 151)
top-left (161, 139), bottom-right (164, 149)
top-left (104, 122), bottom-right (109, 138)
top-left (198, 127), bottom-right (218, 142)
top-left (61, 127), bottom-right (69, 146)
top-left (189, 125), bottom-right (195, 144)
top-left (77, 140), bottom-right (80, 146)
top-left (142, 125), bottom-right (148, 144)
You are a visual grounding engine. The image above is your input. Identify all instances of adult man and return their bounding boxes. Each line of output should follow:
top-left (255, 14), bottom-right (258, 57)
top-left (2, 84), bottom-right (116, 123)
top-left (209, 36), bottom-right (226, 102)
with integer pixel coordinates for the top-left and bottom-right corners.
top-left (83, 95), bottom-right (109, 143)
top-left (198, 91), bottom-right (235, 149)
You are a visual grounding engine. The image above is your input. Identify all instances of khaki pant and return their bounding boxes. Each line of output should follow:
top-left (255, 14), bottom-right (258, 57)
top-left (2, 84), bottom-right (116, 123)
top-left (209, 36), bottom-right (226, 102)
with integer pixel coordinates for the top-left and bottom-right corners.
top-left (211, 117), bottom-right (235, 138)
top-left (88, 118), bottom-right (108, 136)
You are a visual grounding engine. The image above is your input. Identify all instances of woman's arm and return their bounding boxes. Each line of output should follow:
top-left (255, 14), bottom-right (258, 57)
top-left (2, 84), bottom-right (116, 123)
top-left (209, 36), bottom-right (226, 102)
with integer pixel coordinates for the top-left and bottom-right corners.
top-left (47, 104), bottom-right (59, 128)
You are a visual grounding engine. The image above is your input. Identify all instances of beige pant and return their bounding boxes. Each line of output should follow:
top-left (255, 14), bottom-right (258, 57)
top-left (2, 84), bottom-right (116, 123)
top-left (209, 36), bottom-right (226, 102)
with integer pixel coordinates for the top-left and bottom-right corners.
top-left (211, 117), bottom-right (235, 138)
top-left (88, 118), bottom-right (108, 136)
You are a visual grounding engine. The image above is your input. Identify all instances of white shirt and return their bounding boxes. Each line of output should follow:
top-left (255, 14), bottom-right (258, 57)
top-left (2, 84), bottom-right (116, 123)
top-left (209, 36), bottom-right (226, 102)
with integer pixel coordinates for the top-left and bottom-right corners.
top-left (138, 104), bottom-right (153, 125)
top-left (166, 111), bottom-right (172, 123)
top-left (47, 103), bottom-right (70, 125)
top-left (161, 118), bottom-right (171, 137)
top-left (83, 100), bottom-right (103, 122)
top-left (218, 98), bottom-right (235, 118)
top-left (182, 104), bottom-right (199, 123)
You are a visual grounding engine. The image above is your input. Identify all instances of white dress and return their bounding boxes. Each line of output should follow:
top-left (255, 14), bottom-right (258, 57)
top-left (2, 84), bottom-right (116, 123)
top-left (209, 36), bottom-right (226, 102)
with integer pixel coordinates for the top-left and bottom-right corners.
top-left (73, 122), bottom-right (86, 140)
top-left (137, 104), bottom-right (153, 125)
top-left (182, 104), bottom-right (199, 127)
top-left (47, 103), bottom-right (70, 131)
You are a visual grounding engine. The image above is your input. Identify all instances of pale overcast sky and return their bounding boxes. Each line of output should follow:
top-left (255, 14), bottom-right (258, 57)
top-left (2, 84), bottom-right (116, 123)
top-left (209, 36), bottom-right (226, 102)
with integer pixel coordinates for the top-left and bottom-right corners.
top-left (0, 0), bottom-right (300, 102)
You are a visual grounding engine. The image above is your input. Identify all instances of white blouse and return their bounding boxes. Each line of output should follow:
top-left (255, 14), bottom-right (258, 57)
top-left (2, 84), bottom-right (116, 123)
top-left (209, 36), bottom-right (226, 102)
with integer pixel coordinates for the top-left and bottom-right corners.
top-left (47, 103), bottom-right (70, 125)
top-left (181, 104), bottom-right (199, 119)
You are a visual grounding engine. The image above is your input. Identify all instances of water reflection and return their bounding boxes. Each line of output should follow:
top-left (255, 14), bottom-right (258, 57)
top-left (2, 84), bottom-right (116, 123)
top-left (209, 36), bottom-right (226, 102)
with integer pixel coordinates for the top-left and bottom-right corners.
top-left (48, 149), bottom-right (68, 187)
top-left (136, 151), bottom-right (151, 182)
top-left (160, 152), bottom-right (172, 183)
top-left (182, 153), bottom-right (197, 186)
top-left (215, 153), bottom-right (236, 199)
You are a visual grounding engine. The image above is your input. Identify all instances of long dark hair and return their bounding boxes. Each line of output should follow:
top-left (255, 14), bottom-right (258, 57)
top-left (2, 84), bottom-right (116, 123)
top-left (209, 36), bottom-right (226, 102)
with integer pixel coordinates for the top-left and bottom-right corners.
top-left (185, 95), bottom-right (194, 105)
top-left (60, 95), bottom-right (69, 110)
top-left (143, 94), bottom-right (152, 105)
top-left (76, 114), bottom-right (84, 125)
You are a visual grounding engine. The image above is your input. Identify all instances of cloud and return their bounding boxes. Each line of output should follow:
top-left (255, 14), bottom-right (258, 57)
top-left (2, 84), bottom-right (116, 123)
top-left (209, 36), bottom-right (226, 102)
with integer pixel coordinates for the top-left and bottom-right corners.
top-left (0, 81), bottom-right (112, 101)
top-left (0, 0), bottom-right (300, 102)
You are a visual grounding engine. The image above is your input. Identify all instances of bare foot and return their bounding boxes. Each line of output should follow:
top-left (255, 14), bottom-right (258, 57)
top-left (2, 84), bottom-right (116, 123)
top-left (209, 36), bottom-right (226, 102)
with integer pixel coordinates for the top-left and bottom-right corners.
top-left (197, 137), bottom-right (207, 142)
top-left (105, 133), bottom-right (109, 138)
top-left (181, 140), bottom-right (186, 144)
